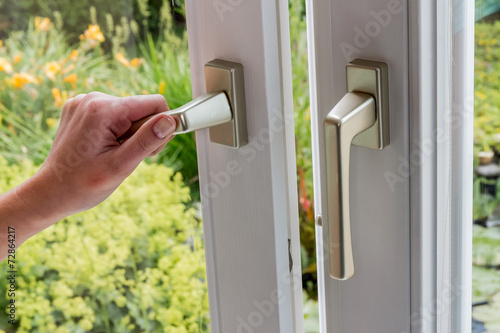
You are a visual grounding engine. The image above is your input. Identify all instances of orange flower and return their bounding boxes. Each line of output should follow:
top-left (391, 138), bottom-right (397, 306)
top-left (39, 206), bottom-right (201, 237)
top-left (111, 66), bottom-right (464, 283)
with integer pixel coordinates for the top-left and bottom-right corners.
top-left (52, 88), bottom-right (62, 107)
top-left (158, 81), bottom-right (166, 95)
top-left (35, 17), bottom-right (53, 31)
top-left (43, 61), bottom-right (62, 80)
top-left (80, 24), bottom-right (105, 42)
top-left (64, 73), bottom-right (77, 90)
top-left (13, 54), bottom-right (22, 65)
top-left (69, 50), bottom-right (78, 60)
top-left (11, 72), bottom-right (37, 89)
top-left (0, 58), bottom-right (13, 74)
top-left (130, 58), bottom-right (144, 68)
top-left (115, 53), bottom-right (130, 67)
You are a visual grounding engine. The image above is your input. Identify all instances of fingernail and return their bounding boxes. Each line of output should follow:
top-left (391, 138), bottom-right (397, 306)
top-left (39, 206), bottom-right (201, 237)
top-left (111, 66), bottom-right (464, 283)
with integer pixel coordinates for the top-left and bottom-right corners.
top-left (153, 116), bottom-right (176, 139)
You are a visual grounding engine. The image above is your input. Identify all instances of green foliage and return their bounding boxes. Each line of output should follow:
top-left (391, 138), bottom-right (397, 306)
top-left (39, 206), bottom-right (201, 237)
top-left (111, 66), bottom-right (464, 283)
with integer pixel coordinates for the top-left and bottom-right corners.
top-left (473, 176), bottom-right (500, 221)
top-left (303, 292), bottom-right (319, 333)
top-left (473, 292), bottom-right (500, 331)
top-left (473, 265), bottom-right (500, 303)
top-left (289, 0), bottom-right (317, 300)
top-left (473, 23), bottom-right (500, 328)
top-left (473, 225), bottom-right (500, 267)
top-left (0, 155), bottom-right (209, 332)
top-left (0, 0), bottom-right (186, 43)
top-left (475, 22), bottom-right (500, 153)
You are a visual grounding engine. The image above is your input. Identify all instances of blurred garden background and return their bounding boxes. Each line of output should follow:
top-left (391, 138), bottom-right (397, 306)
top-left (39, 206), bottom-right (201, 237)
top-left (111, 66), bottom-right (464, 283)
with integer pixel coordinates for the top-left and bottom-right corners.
top-left (0, 0), bottom-right (318, 332)
top-left (2, 0), bottom-right (500, 332)
top-left (473, 2), bottom-right (500, 332)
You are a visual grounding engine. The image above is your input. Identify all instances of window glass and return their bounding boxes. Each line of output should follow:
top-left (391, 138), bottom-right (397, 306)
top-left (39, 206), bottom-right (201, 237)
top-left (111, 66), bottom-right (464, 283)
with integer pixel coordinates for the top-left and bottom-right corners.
top-left (473, 1), bottom-right (500, 331)
top-left (0, 2), bottom-right (209, 332)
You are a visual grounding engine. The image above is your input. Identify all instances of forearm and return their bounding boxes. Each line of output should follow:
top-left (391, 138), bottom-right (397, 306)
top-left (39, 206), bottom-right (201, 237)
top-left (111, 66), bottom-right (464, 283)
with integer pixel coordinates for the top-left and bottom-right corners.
top-left (0, 171), bottom-right (68, 262)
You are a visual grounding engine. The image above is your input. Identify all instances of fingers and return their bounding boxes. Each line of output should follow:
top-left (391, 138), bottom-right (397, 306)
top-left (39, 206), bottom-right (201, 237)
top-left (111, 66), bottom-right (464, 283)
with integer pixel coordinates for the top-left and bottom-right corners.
top-left (120, 94), bottom-right (169, 121)
top-left (114, 114), bottom-right (176, 172)
top-left (108, 94), bottom-right (170, 138)
top-left (60, 92), bottom-right (170, 140)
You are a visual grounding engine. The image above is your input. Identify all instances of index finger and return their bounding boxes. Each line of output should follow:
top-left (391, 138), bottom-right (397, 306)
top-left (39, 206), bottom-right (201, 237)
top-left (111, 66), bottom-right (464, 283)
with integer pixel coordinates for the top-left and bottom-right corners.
top-left (108, 94), bottom-right (170, 138)
top-left (120, 94), bottom-right (169, 121)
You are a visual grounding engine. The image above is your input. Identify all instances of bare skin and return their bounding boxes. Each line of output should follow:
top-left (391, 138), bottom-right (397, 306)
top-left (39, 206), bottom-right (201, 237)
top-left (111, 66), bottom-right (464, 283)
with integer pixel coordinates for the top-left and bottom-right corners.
top-left (0, 92), bottom-right (177, 261)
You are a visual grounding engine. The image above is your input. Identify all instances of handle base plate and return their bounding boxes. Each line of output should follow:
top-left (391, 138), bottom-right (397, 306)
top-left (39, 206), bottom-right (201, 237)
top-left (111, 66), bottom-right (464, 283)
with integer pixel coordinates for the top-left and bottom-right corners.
top-left (205, 59), bottom-right (248, 148)
top-left (348, 59), bottom-right (390, 150)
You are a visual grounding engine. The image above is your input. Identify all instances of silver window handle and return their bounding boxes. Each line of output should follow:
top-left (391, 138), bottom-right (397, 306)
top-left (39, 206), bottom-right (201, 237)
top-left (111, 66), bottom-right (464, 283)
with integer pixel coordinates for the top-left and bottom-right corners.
top-left (323, 59), bottom-right (390, 280)
top-left (119, 59), bottom-right (247, 149)
top-left (120, 91), bottom-right (231, 136)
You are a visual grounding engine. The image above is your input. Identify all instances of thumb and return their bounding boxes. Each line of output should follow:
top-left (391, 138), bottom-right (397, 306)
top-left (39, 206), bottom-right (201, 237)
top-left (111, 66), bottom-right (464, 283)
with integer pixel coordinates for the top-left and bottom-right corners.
top-left (117, 114), bottom-right (176, 168)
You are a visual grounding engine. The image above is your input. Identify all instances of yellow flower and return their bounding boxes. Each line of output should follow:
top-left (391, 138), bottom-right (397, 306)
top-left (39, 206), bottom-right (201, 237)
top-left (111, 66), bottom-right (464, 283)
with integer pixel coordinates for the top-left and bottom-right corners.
top-left (11, 72), bottom-right (37, 88)
top-left (0, 58), bottom-right (13, 74)
top-left (13, 54), bottom-right (22, 65)
top-left (0, 40), bottom-right (3, 47)
top-left (44, 61), bottom-right (62, 80)
top-left (130, 57), bottom-right (144, 68)
top-left (476, 91), bottom-right (487, 100)
top-left (81, 24), bottom-right (105, 42)
top-left (46, 118), bottom-right (58, 129)
top-left (35, 17), bottom-right (53, 31)
top-left (64, 73), bottom-right (77, 90)
top-left (52, 88), bottom-right (62, 107)
top-left (115, 53), bottom-right (130, 67)
top-left (158, 81), bottom-right (166, 95)
top-left (69, 50), bottom-right (78, 60)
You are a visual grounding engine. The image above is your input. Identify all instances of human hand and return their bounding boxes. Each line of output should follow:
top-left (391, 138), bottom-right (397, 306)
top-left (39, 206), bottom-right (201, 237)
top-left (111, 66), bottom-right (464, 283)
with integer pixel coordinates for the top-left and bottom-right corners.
top-left (0, 92), bottom-right (176, 250)
top-left (38, 92), bottom-right (176, 214)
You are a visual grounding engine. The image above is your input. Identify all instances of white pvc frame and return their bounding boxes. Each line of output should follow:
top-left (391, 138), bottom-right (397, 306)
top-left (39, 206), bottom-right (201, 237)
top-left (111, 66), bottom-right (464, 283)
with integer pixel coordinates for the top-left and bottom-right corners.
top-left (409, 0), bottom-right (473, 332)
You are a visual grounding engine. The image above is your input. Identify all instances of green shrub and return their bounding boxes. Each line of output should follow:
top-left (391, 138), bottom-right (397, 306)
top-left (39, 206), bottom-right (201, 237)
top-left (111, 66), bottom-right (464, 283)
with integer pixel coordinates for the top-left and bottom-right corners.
top-left (0, 156), bottom-right (209, 332)
top-left (475, 22), bottom-right (500, 152)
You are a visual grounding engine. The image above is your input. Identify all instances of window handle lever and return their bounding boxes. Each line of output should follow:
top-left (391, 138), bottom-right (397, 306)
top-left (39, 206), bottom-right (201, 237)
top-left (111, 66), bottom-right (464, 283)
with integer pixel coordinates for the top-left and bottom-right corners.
top-left (324, 59), bottom-right (389, 280)
top-left (118, 59), bottom-right (247, 148)
top-left (119, 91), bottom-right (232, 140)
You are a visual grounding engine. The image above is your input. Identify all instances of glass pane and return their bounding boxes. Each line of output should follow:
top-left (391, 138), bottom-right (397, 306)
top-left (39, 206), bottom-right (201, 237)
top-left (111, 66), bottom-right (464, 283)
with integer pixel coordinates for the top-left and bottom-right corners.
top-left (288, 0), bottom-right (320, 331)
top-left (473, 1), bottom-right (500, 331)
top-left (0, 2), bottom-right (209, 332)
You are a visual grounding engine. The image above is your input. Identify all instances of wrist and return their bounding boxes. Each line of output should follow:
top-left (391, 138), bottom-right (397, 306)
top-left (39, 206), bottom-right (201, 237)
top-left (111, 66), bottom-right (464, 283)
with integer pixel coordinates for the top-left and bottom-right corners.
top-left (3, 168), bottom-right (71, 242)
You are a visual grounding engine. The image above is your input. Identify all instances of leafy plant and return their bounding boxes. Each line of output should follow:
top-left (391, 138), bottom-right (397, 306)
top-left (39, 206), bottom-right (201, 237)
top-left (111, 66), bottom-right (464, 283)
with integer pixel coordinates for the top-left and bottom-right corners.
top-left (475, 22), bottom-right (500, 155)
top-left (0, 0), bottom-right (186, 43)
top-left (0, 155), bottom-right (209, 332)
top-left (473, 176), bottom-right (500, 221)
top-left (303, 292), bottom-right (319, 333)
top-left (288, 0), bottom-right (318, 300)
top-left (473, 225), bottom-right (500, 267)
top-left (473, 291), bottom-right (500, 331)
